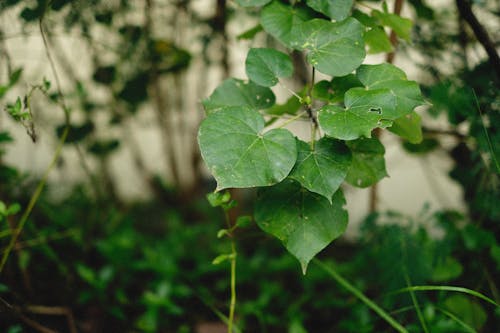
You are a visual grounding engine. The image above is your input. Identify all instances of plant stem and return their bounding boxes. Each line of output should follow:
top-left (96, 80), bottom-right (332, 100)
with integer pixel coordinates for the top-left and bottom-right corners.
top-left (314, 259), bottom-right (409, 333)
top-left (0, 15), bottom-right (71, 273)
top-left (228, 240), bottom-right (237, 333)
top-left (224, 211), bottom-right (237, 333)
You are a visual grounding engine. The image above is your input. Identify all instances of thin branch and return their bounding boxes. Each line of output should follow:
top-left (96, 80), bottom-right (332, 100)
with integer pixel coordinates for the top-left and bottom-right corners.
top-left (455, 0), bottom-right (500, 81)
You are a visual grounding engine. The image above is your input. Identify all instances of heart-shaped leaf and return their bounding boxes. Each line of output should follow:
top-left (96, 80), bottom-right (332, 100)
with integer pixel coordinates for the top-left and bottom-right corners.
top-left (357, 64), bottom-right (426, 118)
top-left (255, 179), bottom-right (348, 274)
top-left (345, 137), bottom-right (388, 187)
top-left (289, 138), bottom-right (351, 201)
top-left (245, 48), bottom-right (293, 87)
top-left (318, 88), bottom-right (396, 140)
top-left (198, 107), bottom-right (297, 190)
top-left (296, 18), bottom-right (365, 76)
top-left (202, 78), bottom-right (275, 114)
top-left (261, 1), bottom-right (314, 49)
top-left (306, 0), bottom-right (353, 21)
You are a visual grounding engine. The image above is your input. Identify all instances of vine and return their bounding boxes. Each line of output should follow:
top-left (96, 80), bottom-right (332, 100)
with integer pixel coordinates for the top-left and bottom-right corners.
top-left (199, 0), bottom-right (427, 329)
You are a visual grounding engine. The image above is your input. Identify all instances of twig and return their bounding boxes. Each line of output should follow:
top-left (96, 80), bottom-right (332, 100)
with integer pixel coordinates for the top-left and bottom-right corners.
top-left (455, 0), bottom-right (500, 81)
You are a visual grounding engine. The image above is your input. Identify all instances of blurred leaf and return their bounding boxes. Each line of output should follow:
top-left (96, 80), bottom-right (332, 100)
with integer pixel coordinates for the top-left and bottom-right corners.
top-left (88, 139), bottom-right (120, 156)
top-left (56, 122), bottom-right (94, 143)
top-left (402, 138), bottom-right (439, 154)
top-left (443, 295), bottom-right (487, 331)
top-left (389, 111), bottom-right (423, 144)
top-left (431, 257), bottom-right (463, 282)
top-left (346, 137), bottom-right (388, 187)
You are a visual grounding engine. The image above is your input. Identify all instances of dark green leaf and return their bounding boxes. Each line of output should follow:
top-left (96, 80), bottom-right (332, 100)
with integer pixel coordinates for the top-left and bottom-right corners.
top-left (297, 18), bottom-right (365, 76)
top-left (289, 138), bottom-right (351, 201)
top-left (88, 139), bottom-right (120, 156)
top-left (261, 1), bottom-right (314, 49)
top-left (318, 88), bottom-right (395, 140)
top-left (402, 138), bottom-right (439, 154)
top-left (255, 179), bottom-right (348, 273)
top-left (245, 48), bottom-right (293, 87)
top-left (57, 122), bottom-right (94, 143)
top-left (357, 64), bottom-right (425, 118)
top-left (237, 24), bottom-right (263, 40)
top-left (345, 138), bottom-right (388, 187)
top-left (306, 0), bottom-right (353, 21)
top-left (202, 78), bottom-right (275, 114)
top-left (198, 107), bottom-right (297, 190)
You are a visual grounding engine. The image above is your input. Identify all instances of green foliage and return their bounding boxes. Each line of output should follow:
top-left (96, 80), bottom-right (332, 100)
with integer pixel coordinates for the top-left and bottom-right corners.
top-left (255, 180), bottom-right (348, 273)
top-left (199, 0), bottom-right (425, 271)
top-left (245, 48), bottom-right (293, 87)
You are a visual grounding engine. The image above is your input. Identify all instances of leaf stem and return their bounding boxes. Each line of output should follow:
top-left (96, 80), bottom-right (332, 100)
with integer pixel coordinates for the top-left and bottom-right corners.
top-left (313, 259), bottom-right (409, 333)
top-left (276, 111), bottom-right (307, 128)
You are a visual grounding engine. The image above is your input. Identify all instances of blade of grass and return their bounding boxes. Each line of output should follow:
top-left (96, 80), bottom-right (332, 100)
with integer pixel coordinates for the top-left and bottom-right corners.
top-left (313, 259), bottom-right (409, 333)
top-left (391, 285), bottom-right (500, 308)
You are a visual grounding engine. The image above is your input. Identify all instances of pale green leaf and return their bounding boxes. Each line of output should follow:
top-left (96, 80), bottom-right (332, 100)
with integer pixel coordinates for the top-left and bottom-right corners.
top-left (198, 107), bottom-right (297, 190)
top-left (372, 10), bottom-right (413, 42)
top-left (388, 111), bottom-right (423, 143)
top-left (289, 138), bottom-right (351, 201)
top-left (364, 26), bottom-right (393, 54)
top-left (245, 48), bottom-right (293, 87)
top-left (318, 88), bottom-right (396, 140)
top-left (261, 1), bottom-right (314, 49)
top-left (357, 63), bottom-right (407, 87)
top-left (345, 137), bottom-right (388, 187)
top-left (306, 0), bottom-right (353, 21)
top-left (255, 179), bottom-right (348, 273)
top-left (202, 78), bottom-right (275, 113)
top-left (297, 18), bottom-right (365, 76)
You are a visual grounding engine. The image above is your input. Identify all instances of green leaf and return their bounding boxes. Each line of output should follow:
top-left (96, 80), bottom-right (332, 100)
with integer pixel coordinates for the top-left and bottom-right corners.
top-left (236, 215), bottom-right (253, 228)
top-left (237, 24), bottom-right (263, 40)
top-left (306, 0), bottom-right (353, 21)
top-left (236, 0), bottom-right (272, 7)
top-left (443, 295), bottom-right (487, 330)
top-left (206, 191), bottom-right (231, 207)
top-left (289, 138), bottom-right (351, 201)
top-left (388, 111), bottom-right (423, 143)
top-left (318, 88), bottom-right (396, 140)
top-left (245, 48), bottom-right (293, 87)
top-left (357, 63), bottom-right (406, 86)
top-left (345, 137), bottom-right (388, 187)
top-left (255, 179), bottom-right (348, 273)
top-left (431, 256), bottom-right (463, 282)
top-left (357, 64), bottom-right (425, 118)
top-left (372, 10), bottom-right (412, 42)
top-left (198, 107), bottom-right (297, 190)
top-left (202, 78), bottom-right (275, 114)
top-left (297, 18), bottom-right (365, 76)
top-left (261, 1), bottom-right (314, 49)
top-left (313, 74), bottom-right (363, 103)
top-left (364, 26), bottom-right (393, 54)
top-left (402, 138), bottom-right (439, 154)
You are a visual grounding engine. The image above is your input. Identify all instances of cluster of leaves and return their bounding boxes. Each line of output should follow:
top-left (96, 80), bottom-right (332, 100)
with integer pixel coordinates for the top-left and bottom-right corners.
top-left (198, 0), bottom-right (425, 272)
